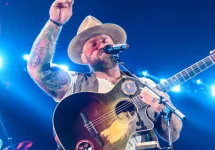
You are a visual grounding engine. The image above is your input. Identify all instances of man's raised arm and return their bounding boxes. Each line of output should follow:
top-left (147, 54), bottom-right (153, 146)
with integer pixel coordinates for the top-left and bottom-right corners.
top-left (27, 0), bottom-right (74, 101)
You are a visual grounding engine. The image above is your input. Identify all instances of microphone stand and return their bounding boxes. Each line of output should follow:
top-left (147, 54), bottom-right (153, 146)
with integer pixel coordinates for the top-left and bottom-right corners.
top-left (0, 112), bottom-right (16, 150)
top-left (113, 54), bottom-right (186, 150)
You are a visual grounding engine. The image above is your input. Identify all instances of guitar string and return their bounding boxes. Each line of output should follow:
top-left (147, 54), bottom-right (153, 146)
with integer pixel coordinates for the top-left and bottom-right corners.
top-left (87, 93), bottom-right (143, 124)
top-left (85, 96), bottom-right (149, 129)
top-left (85, 101), bottom-right (141, 129)
top-left (85, 95), bottom-right (143, 128)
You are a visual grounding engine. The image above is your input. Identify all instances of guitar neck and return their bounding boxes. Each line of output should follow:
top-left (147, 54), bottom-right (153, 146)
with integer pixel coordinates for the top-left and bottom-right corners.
top-left (155, 55), bottom-right (215, 93)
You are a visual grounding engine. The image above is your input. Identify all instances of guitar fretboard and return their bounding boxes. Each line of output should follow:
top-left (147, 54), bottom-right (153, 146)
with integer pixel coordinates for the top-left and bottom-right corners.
top-left (131, 52), bottom-right (215, 110)
top-left (131, 95), bottom-right (147, 109)
top-left (155, 55), bottom-right (215, 93)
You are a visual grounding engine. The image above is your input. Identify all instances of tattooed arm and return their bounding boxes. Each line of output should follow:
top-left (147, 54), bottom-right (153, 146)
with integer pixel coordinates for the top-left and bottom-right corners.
top-left (27, 0), bottom-right (74, 101)
top-left (27, 21), bottom-right (71, 101)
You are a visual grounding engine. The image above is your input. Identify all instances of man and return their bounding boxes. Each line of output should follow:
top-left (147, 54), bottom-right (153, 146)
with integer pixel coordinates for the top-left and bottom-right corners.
top-left (27, 0), bottom-right (182, 149)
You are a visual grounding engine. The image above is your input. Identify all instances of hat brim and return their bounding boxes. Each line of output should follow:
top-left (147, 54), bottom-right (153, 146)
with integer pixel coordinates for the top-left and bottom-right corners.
top-left (68, 24), bottom-right (127, 65)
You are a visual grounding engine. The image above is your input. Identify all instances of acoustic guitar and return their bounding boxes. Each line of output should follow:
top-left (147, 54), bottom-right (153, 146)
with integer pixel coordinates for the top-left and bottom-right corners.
top-left (53, 51), bottom-right (215, 150)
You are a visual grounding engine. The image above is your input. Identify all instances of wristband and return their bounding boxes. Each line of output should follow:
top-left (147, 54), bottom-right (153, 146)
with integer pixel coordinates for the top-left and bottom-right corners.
top-left (50, 19), bottom-right (63, 26)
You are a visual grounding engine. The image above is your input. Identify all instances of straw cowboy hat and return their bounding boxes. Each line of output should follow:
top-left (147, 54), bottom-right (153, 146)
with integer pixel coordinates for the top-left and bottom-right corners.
top-left (68, 15), bottom-right (127, 65)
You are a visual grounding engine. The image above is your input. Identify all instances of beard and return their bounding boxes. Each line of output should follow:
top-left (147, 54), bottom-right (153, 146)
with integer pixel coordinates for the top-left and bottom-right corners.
top-left (89, 53), bottom-right (117, 72)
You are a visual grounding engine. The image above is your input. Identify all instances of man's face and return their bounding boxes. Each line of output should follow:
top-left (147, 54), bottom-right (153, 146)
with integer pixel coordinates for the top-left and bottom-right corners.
top-left (81, 34), bottom-right (117, 71)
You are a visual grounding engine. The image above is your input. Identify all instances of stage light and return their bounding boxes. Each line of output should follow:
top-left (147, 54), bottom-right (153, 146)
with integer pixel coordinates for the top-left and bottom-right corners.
top-left (23, 54), bottom-right (30, 61)
top-left (196, 79), bottom-right (202, 85)
top-left (212, 86), bottom-right (215, 97)
top-left (142, 71), bottom-right (148, 77)
top-left (160, 79), bottom-right (166, 83)
top-left (0, 57), bottom-right (1, 67)
top-left (23, 55), bottom-right (68, 71)
top-left (171, 85), bottom-right (181, 92)
top-left (58, 65), bottom-right (69, 71)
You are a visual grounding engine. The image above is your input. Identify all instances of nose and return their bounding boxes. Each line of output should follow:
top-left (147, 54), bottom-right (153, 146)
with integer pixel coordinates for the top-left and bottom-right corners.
top-left (97, 40), bottom-right (108, 50)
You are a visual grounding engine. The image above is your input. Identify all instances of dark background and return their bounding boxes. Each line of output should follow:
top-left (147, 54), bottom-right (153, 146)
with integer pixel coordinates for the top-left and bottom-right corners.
top-left (0, 0), bottom-right (215, 149)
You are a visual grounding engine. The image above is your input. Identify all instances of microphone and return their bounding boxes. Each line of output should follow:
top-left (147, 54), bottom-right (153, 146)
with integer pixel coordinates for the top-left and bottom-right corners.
top-left (103, 44), bottom-right (129, 54)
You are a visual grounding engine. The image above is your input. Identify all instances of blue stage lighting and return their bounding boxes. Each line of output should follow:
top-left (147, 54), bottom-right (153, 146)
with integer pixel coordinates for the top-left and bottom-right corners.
top-left (0, 57), bottom-right (2, 68)
top-left (212, 86), bottom-right (215, 97)
top-left (23, 54), bottom-right (30, 61)
top-left (196, 79), bottom-right (202, 85)
top-left (160, 79), bottom-right (166, 83)
top-left (142, 71), bottom-right (148, 77)
top-left (160, 79), bottom-right (180, 92)
top-left (58, 65), bottom-right (69, 71)
top-left (171, 85), bottom-right (181, 92)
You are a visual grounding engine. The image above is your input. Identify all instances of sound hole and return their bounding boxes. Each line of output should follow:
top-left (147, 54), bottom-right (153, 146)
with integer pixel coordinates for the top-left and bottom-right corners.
top-left (115, 100), bottom-right (136, 122)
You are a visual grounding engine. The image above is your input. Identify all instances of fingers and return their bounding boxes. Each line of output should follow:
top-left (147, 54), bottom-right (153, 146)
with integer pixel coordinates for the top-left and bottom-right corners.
top-left (140, 90), bottom-right (158, 105)
top-left (140, 89), bottom-right (166, 112)
top-left (142, 97), bottom-right (165, 112)
top-left (54, 0), bottom-right (66, 3)
top-left (53, 0), bottom-right (69, 7)
top-left (66, 0), bottom-right (74, 9)
top-left (66, 0), bottom-right (74, 4)
top-left (141, 93), bottom-right (158, 105)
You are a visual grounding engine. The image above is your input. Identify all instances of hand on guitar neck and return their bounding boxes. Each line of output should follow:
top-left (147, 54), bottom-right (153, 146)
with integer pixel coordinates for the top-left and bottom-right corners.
top-left (140, 86), bottom-right (170, 113)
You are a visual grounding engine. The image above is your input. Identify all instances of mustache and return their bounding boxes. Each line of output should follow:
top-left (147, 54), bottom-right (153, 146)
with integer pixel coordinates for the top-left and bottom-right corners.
top-left (97, 49), bottom-right (105, 56)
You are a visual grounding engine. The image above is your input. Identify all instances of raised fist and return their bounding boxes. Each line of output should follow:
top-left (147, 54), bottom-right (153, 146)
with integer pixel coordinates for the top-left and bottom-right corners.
top-left (49, 0), bottom-right (74, 24)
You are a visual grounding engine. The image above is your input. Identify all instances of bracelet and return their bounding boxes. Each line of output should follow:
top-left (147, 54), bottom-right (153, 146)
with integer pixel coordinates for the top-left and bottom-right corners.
top-left (50, 19), bottom-right (63, 26)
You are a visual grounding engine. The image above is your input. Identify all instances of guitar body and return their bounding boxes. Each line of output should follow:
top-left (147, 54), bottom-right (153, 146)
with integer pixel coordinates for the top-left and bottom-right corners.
top-left (53, 77), bottom-right (154, 150)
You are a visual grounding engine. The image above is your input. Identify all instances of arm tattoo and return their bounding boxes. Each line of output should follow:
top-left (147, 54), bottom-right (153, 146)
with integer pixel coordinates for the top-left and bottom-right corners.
top-left (30, 47), bottom-right (44, 67)
top-left (29, 21), bottom-right (61, 68)
top-left (39, 63), bottom-right (71, 97)
top-left (27, 21), bottom-right (71, 98)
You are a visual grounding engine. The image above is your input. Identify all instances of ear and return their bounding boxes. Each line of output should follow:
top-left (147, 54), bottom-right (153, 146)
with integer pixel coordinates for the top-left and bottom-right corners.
top-left (81, 53), bottom-right (88, 64)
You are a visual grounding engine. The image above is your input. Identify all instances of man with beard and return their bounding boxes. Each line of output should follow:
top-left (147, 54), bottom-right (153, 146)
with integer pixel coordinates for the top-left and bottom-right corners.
top-left (27, 0), bottom-right (182, 149)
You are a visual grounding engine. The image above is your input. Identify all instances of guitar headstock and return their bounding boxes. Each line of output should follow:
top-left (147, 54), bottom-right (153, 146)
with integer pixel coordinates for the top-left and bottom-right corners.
top-left (210, 50), bottom-right (215, 63)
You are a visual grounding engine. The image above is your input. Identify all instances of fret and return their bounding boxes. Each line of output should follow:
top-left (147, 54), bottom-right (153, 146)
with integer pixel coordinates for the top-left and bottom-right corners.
top-left (132, 95), bottom-right (146, 109)
top-left (208, 56), bottom-right (214, 64)
top-left (197, 61), bottom-right (207, 70)
top-left (136, 96), bottom-right (144, 108)
top-left (181, 71), bottom-right (190, 80)
top-left (201, 59), bottom-right (207, 66)
top-left (162, 81), bottom-right (171, 92)
top-left (157, 84), bottom-right (167, 93)
top-left (155, 85), bottom-right (162, 91)
top-left (171, 76), bottom-right (181, 85)
top-left (133, 96), bottom-right (142, 109)
top-left (166, 78), bottom-right (176, 88)
top-left (138, 95), bottom-right (147, 108)
top-left (132, 97), bottom-right (140, 109)
top-left (210, 54), bottom-right (215, 63)
top-left (186, 67), bottom-right (195, 77)
top-left (204, 57), bottom-right (214, 67)
top-left (176, 73), bottom-right (185, 83)
top-left (184, 69), bottom-right (191, 78)
top-left (192, 64), bottom-right (201, 74)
